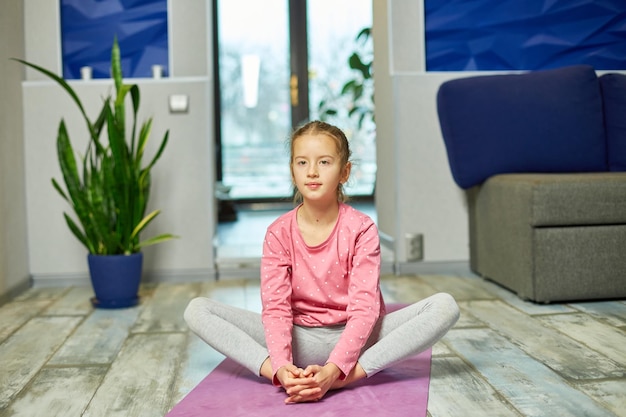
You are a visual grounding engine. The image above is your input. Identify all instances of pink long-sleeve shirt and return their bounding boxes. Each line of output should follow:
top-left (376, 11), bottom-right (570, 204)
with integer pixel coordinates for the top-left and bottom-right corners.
top-left (260, 203), bottom-right (385, 382)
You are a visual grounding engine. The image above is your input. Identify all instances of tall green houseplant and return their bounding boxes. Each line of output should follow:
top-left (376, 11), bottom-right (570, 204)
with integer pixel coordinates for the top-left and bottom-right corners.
top-left (15, 38), bottom-right (175, 256)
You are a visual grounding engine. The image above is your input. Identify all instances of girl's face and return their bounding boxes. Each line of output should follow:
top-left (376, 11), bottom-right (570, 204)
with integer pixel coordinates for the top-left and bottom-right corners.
top-left (291, 133), bottom-right (351, 204)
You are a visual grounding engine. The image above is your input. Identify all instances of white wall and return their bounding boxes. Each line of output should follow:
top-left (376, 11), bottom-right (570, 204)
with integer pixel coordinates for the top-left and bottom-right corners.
top-left (373, 0), bottom-right (470, 269)
top-left (22, 0), bottom-right (216, 284)
top-left (0, 2), bottom-right (29, 300)
top-left (20, 0), bottom-right (473, 286)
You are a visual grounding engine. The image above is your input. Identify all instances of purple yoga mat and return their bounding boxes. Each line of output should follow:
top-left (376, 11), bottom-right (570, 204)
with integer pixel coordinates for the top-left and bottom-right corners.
top-left (166, 348), bottom-right (432, 417)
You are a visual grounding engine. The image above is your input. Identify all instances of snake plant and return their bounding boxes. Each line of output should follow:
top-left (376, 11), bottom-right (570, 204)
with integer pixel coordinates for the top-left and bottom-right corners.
top-left (14, 38), bottom-right (176, 255)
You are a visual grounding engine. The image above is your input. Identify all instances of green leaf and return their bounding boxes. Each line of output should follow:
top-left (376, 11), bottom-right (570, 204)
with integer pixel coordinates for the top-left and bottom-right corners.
top-left (136, 233), bottom-right (178, 250)
top-left (113, 83), bottom-right (132, 143)
top-left (12, 58), bottom-right (97, 139)
top-left (130, 209), bottom-right (160, 240)
top-left (51, 178), bottom-right (69, 202)
top-left (143, 130), bottom-right (170, 173)
top-left (348, 53), bottom-right (370, 80)
top-left (129, 84), bottom-right (140, 155)
top-left (341, 80), bottom-right (358, 95)
top-left (56, 122), bottom-right (86, 215)
top-left (356, 27), bottom-right (371, 43)
top-left (64, 213), bottom-right (94, 253)
top-left (111, 37), bottom-right (123, 92)
top-left (135, 119), bottom-right (152, 165)
top-left (89, 98), bottom-right (110, 157)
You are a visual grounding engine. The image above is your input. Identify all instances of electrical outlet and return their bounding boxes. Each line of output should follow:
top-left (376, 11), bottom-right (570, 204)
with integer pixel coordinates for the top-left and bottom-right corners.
top-left (405, 233), bottom-right (424, 262)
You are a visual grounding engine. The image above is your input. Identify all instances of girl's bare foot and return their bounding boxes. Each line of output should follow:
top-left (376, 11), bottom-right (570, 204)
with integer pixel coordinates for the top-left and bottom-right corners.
top-left (330, 362), bottom-right (367, 390)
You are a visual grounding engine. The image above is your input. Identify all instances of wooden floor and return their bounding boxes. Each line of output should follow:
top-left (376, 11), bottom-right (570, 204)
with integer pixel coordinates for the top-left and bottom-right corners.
top-left (1, 272), bottom-right (625, 417)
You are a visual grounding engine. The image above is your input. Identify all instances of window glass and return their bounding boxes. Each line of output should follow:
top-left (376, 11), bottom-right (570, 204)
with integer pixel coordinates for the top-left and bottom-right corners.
top-left (217, 0), bottom-right (292, 199)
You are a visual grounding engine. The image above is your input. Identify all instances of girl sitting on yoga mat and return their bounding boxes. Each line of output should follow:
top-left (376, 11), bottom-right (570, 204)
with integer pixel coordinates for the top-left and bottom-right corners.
top-left (184, 120), bottom-right (460, 404)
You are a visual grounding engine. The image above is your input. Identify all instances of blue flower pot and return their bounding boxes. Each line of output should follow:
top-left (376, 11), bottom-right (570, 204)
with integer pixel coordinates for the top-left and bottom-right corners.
top-left (87, 252), bottom-right (143, 309)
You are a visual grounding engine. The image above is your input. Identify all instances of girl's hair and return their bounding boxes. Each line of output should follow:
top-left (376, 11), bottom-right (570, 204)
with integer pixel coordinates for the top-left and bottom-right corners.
top-left (290, 120), bottom-right (352, 204)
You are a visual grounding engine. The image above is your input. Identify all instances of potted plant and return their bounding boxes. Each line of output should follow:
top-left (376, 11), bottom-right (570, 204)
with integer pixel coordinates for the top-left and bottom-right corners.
top-left (14, 38), bottom-right (176, 308)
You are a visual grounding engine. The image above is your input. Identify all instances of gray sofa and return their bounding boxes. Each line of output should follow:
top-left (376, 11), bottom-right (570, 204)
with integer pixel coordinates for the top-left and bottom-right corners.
top-left (437, 65), bottom-right (626, 303)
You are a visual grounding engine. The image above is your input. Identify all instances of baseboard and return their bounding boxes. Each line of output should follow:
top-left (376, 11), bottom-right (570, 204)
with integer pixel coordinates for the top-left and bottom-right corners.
top-left (394, 260), bottom-right (473, 276)
top-left (216, 258), bottom-right (396, 280)
top-left (32, 272), bottom-right (91, 288)
top-left (31, 268), bottom-right (219, 287)
top-left (28, 261), bottom-right (473, 288)
top-left (143, 268), bottom-right (218, 283)
top-left (216, 257), bottom-right (261, 280)
top-left (215, 260), bottom-right (468, 280)
top-left (217, 267), bottom-right (263, 280)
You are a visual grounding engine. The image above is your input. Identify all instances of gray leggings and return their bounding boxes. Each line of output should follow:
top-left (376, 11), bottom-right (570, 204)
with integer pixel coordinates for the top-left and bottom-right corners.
top-left (184, 292), bottom-right (459, 377)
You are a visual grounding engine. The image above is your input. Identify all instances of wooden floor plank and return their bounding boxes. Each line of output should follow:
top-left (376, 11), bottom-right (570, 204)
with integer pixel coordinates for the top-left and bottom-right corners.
top-left (83, 333), bottom-right (186, 417)
top-left (168, 332), bottom-right (226, 410)
top-left (428, 356), bottom-right (522, 417)
top-left (569, 301), bottom-right (626, 329)
top-left (380, 275), bottom-right (439, 303)
top-left (0, 367), bottom-right (106, 417)
top-left (537, 313), bottom-right (626, 367)
top-left (460, 300), bottom-right (625, 380)
top-left (445, 328), bottom-right (618, 417)
top-left (432, 339), bottom-right (454, 357)
top-left (48, 308), bottom-right (141, 366)
top-left (379, 277), bottom-right (401, 303)
top-left (42, 286), bottom-right (94, 316)
top-left (456, 304), bottom-right (485, 328)
top-left (131, 283), bottom-right (200, 333)
top-left (0, 316), bottom-right (82, 408)
top-left (470, 277), bottom-right (576, 315)
top-left (201, 279), bottom-right (248, 308)
top-left (0, 300), bottom-right (51, 342)
top-left (168, 280), bottom-right (260, 410)
top-left (244, 280), bottom-right (262, 312)
top-left (12, 287), bottom-right (70, 302)
top-left (418, 274), bottom-right (495, 301)
top-left (577, 379), bottom-right (626, 417)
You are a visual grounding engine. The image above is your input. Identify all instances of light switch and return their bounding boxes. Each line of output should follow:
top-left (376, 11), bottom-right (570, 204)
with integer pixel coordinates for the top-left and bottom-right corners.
top-left (169, 94), bottom-right (189, 113)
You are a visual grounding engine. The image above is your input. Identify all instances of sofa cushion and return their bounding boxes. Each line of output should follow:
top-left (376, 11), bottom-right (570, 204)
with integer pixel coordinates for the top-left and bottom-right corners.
top-left (484, 172), bottom-right (626, 227)
top-left (437, 65), bottom-right (608, 189)
top-left (599, 73), bottom-right (626, 171)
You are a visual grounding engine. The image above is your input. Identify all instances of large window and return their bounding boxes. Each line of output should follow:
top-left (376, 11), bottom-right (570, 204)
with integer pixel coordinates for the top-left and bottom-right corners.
top-left (215, 0), bottom-right (374, 200)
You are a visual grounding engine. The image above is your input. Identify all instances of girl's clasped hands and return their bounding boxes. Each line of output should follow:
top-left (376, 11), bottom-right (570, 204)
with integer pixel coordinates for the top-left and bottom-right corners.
top-left (277, 363), bottom-right (343, 403)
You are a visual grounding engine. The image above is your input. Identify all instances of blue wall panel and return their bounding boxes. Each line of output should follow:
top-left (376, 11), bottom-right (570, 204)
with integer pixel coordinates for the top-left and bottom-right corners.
top-left (61, 0), bottom-right (169, 79)
top-left (425, 0), bottom-right (626, 71)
